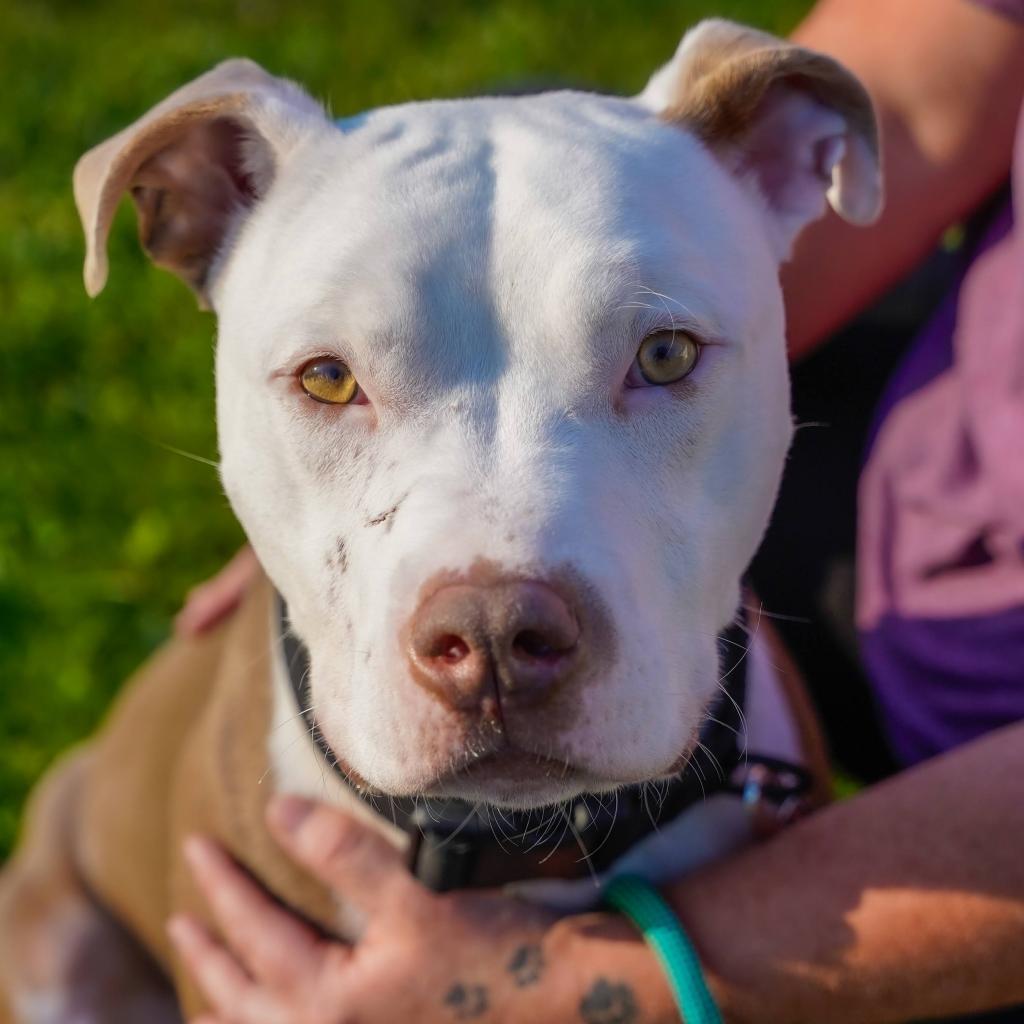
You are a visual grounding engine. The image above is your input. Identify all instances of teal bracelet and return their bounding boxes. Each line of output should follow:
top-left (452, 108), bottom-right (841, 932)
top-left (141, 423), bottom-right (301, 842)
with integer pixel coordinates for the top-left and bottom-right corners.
top-left (603, 874), bottom-right (723, 1024)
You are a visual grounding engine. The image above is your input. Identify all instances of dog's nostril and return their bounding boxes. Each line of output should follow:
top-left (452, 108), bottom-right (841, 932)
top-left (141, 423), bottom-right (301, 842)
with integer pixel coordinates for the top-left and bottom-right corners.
top-left (513, 629), bottom-right (564, 660)
top-left (436, 634), bottom-right (470, 664)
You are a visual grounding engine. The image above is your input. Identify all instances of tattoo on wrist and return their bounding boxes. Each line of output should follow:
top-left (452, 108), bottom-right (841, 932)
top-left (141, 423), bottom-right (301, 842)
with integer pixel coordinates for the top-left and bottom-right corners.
top-left (444, 981), bottom-right (489, 1020)
top-left (507, 943), bottom-right (546, 987)
top-left (579, 978), bottom-right (639, 1024)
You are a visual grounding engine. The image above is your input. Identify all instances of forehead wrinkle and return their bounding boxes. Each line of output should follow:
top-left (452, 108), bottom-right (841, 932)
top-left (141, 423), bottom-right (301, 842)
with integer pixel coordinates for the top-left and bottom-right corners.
top-left (263, 161), bottom-right (507, 399)
top-left (249, 286), bottom-right (408, 376)
top-left (498, 240), bottom-right (729, 380)
top-left (555, 253), bottom-right (726, 345)
top-left (236, 87), bottom-right (754, 396)
top-left (480, 108), bottom-right (738, 364)
top-left (356, 212), bottom-right (509, 415)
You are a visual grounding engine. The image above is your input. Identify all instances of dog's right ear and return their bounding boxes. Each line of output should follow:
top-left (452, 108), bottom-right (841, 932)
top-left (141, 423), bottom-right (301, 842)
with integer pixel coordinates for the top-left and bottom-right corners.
top-left (74, 59), bottom-right (329, 308)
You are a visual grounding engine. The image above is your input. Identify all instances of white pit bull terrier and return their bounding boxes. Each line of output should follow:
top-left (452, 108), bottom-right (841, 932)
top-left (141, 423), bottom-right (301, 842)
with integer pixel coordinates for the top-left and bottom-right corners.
top-left (0, 18), bottom-right (879, 1021)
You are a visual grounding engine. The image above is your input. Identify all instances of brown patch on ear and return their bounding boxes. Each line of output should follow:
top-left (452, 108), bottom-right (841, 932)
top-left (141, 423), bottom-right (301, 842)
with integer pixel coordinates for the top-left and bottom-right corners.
top-left (73, 58), bottom-right (325, 306)
top-left (667, 46), bottom-right (876, 161)
top-left (129, 119), bottom-right (257, 305)
top-left (647, 20), bottom-right (882, 230)
top-left (75, 93), bottom-right (254, 307)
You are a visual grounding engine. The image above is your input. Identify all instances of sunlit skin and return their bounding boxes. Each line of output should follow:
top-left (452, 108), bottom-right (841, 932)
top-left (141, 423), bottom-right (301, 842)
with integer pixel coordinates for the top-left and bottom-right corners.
top-left (169, 796), bottom-right (676, 1024)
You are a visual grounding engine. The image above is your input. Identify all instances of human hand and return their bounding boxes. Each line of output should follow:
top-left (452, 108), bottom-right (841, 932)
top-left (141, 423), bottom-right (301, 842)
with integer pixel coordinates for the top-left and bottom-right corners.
top-left (169, 796), bottom-right (669, 1024)
top-left (174, 544), bottom-right (261, 637)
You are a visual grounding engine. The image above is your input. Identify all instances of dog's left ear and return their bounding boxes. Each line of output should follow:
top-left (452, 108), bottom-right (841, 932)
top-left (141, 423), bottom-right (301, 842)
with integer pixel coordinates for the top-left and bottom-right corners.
top-left (639, 19), bottom-right (882, 256)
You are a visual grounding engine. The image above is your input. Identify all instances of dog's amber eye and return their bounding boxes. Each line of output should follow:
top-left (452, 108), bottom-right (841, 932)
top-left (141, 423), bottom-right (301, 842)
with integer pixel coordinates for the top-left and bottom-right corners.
top-left (633, 331), bottom-right (700, 386)
top-left (300, 358), bottom-right (360, 405)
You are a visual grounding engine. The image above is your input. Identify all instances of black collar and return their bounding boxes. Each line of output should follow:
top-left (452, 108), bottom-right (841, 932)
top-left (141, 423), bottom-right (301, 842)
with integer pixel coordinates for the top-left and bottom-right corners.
top-left (279, 598), bottom-right (750, 891)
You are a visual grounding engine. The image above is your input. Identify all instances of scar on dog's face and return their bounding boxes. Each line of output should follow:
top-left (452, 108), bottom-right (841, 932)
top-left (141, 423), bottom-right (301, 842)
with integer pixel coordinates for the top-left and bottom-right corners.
top-left (75, 20), bottom-right (880, 808)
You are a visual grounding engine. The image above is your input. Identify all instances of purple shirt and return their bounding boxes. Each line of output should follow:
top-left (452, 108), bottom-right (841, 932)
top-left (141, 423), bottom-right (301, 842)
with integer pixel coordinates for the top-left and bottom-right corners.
top-left (857, 0), bottom-right (1024, 766)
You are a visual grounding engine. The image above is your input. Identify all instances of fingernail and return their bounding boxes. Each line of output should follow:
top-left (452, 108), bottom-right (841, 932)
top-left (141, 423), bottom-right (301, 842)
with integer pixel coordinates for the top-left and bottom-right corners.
top-left (269, 794), bottom-right (315, 834)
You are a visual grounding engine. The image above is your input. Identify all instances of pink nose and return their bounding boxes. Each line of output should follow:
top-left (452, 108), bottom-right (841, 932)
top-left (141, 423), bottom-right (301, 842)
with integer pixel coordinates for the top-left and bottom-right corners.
top-left (408, 580), bottom-right (582, 710)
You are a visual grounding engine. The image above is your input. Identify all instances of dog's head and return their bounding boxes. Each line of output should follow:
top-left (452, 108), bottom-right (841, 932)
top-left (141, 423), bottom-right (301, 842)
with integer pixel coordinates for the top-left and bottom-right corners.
top-left (76, 21), bottom-right (880, 809)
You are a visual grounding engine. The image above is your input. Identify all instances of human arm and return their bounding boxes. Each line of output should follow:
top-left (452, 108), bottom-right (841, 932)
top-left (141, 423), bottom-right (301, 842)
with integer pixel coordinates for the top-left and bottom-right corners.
top-left (783, 0), bottom-right (1024, 358)
top-left (671, 721), bottom-right (1024, 1023)
top-left (169, 797), bottom-right (674, 1024)
top-left (172, 723), bottom-right (1024, 1024)
top-left (174, 544), bottom-right (259, 636)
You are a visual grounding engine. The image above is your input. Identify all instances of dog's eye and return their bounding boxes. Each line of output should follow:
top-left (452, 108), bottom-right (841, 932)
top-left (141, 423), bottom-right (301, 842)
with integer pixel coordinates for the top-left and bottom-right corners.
top-left (629, 330), bottom-right (700, 387)
top-left (300, 358), bottom-right (360, 405)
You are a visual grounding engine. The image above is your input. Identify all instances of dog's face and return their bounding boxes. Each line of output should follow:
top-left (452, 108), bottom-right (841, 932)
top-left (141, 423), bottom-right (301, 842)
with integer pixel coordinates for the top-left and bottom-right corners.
top-left (216, 93), bottom-right (793, 806)
top-left (76, 21), bottom-right (880, 808)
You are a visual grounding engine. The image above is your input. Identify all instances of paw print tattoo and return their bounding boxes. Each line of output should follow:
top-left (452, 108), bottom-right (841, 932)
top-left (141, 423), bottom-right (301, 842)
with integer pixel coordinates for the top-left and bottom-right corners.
top-left (579, 978), bottom-right (639, 1024)
top-left (444, 981), bottom-right (489, 1019)
top-left (507, 943), bottom-right (546, 987)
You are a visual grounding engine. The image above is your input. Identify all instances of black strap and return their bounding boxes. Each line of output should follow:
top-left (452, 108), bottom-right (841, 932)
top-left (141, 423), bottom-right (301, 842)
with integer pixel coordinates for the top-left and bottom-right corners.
top-left (278, 598), bottom-right (800, 890)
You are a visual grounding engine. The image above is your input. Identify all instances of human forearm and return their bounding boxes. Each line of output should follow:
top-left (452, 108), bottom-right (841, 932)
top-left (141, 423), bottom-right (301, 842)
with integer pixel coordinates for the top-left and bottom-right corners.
top-left (667, 722), bottom-right (1024, 1023)
top-left (171, 731), bottom-right (1024, 1024)
top-left (783, 0), bottom-right (1024, 358)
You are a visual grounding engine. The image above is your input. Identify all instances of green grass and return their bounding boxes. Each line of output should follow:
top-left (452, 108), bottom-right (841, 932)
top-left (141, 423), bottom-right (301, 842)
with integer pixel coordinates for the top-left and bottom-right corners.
top-left (0, 0), bottom-right (813, 858)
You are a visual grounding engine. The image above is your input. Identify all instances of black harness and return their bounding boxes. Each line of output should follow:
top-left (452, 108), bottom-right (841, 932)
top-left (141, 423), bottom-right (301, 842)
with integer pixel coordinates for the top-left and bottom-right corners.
top-left (279, 599), bottom-right (811, 891)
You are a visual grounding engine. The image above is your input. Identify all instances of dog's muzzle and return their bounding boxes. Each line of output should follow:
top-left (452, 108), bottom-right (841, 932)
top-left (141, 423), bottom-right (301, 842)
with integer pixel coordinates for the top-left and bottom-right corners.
top-left (277, 596), bottom-right (814, 891)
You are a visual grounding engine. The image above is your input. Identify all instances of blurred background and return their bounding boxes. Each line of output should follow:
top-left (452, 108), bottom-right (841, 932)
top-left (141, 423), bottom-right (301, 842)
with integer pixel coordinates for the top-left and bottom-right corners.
top-left (0, 0), bottom-right (815, 858)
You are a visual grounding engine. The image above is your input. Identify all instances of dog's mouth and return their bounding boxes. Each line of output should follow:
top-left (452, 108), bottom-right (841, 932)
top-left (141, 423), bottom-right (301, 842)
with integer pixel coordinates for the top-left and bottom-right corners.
top-left (314, 700), bottom-right (713, 808)
top-left (323, 729), bottom-right (605, 807)
top-left (433, 746), bottom-right (581, 787)
top-left (423, 745), bottom-right (614, 808)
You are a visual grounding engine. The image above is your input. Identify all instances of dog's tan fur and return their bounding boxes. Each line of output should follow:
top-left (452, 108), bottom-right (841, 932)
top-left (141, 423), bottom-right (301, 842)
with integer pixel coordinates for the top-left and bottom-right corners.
top-left (665, 26), bottom-right (876, 152)
top-left (0, 577), bottom-right (342, 1020)
top-left (646, 19), bottom-right (881, 229)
